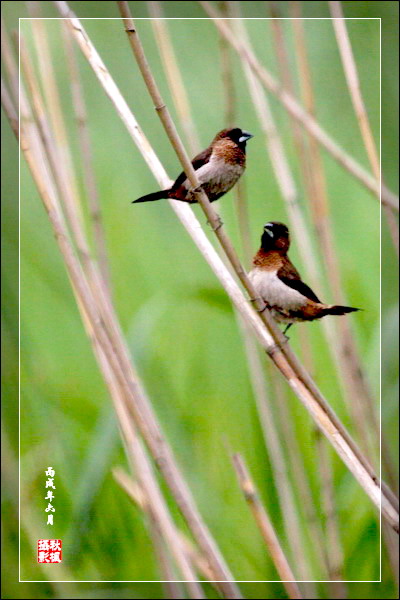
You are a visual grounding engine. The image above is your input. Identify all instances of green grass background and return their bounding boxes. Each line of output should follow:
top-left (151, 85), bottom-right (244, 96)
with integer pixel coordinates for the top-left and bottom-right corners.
top-left (1, 1), bottom-right (398, 598)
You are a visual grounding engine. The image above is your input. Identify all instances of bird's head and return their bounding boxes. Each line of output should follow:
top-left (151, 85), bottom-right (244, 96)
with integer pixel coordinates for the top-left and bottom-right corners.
top-left (261, 221), bottom-right (290, 252)
top-left (214, 127), bottom-right (254, 149)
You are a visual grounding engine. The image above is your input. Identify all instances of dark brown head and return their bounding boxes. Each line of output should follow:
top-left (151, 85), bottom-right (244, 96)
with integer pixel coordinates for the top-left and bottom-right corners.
top-left (213, 128), bottom-right (254, 151)
top-left (261, 221), bottom-right (290, 253)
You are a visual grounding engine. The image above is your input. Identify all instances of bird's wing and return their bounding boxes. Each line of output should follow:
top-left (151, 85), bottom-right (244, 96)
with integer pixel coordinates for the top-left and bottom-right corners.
top-left (171, 146), bottom-right (213, 190)
top-left (277, 260), bottom-right (321, 303)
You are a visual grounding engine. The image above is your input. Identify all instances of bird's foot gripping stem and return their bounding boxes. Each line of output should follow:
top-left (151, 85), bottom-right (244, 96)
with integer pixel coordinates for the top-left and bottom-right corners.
top-left (207, 214), bottom-right (224, 232)
top-left (282, 323), bottom-right (293, 340)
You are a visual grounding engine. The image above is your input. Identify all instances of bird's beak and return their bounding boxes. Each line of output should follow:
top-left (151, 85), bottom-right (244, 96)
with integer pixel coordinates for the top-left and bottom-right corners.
top-left (264, 226), bottom-right (274, 238)
top-left (239, 131), bottom-right (254, 143)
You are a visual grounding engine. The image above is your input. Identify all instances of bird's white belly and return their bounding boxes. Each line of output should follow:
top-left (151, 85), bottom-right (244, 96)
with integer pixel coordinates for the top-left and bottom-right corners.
top-left (249, 268), bottom-right (307, 315)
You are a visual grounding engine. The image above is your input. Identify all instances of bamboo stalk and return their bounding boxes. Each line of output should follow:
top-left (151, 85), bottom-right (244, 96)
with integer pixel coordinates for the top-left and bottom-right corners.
top-left (114, 0), bottom-right (398, 531)
top-left (237, 317), bottom-right (318, 581)
top-left (219, 1), bottom-right (237, 130)
top-left (218, 8), bottom-right (384, 492)
top-left (329, 0), bottom-right (399, 254)
top-left (20, 27), bottom-right (241, 598)
top-left (114, 468), bottom-right (219, 586)
top-left (219, 7), bottom-right (318, 581)
top-left (186, 9), bottom-right (396, 509)
top-left (148, 2), bottom-right (311, 579)
top-left (50, 0), bottom-right (399, 531)
top-left (198, 0), bottom-right (398, 212)
top-left (98, 356), bottom-right (204, 598)
top-left (219, 11), bottom-right (320, 584)
top-left (268, 369), bottom-right (331, 577)
top-left (26, 1), bottom-right (84, 227)
top-left (1, 17), bottom-right (19, 102)
top-left (1, 80), bottom-right (18, 137)
top-left (18, 49), bottom-right (205, 596)
top-left (224, 4), bottom-right (380, 473)
top-left (61, 21), bottom-right (112, 288)
top-left (269, 5), bottom-right (378, 461)
top-left (113, 469), bottom-right (186, 599)
top-left (219, 9), bottom-right (318, 585)
top-left (290, 6), bottom-right (397, 486)
top-left (147, 0), bottom-right (200, 155)
top-left (219, 12), bottom-right (323, 574)
top-left (315, 432), bottom-right (346, 593)
top-left (231, 454), bottom-right (303, 599)
top-left (219, 2), bottom-right (252, 264)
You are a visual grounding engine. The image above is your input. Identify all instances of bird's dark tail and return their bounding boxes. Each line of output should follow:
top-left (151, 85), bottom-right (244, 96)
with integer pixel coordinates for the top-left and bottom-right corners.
top-left (132, 189), bottom-right (170, 203)
top-left (323, 305), bottom-right (360, 316)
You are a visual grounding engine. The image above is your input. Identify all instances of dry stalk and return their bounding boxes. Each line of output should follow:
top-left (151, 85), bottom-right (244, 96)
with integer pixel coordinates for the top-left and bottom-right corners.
top-left (113, 469), bottom-right (185, 598)
top-left (267, 369), bottom-right (331, 576)
top-left (1, 80), bottom-right (18, 137)
top-left (49, 0), bottom-right (399, 531)
top-left (198, 0), bottom-right (398, 212)
top-left (315, 432), bottom-right (346, 592)
top-left (97, 352), bottom-right (204, 597)
top-left (1, 17), bottom-right (19, 101)
top-left (221, 3), bottom-right (382, 475)
top-left (237, 316), bottom-right (318, 582)
top-left (290, 5), bottom-right (397, 484)
top-left (231, 454), bottom-right (303, 599)
top-left (148, 2), bottom-right (318, 579)
top-left (219, 10), bottom-right (319, 583)
top-left (219, 1), bottom-right (237, 129)
top-left (227, 3), bottom-right (347, 389)
top-left (193, 11), bottom-right (395, 501)
top-left (17, 57), bottom-right (205, 596)
top-left (26, 1), bottom-right (84, 227)
top-left (329, 0), bottom-right (399, 254)
top-left (147, 0), bottom-right (200, 155)
top-left (114, 468), bottom-right (219, 587)
top-left (269, 4), bottom-right (377, 458)
top-left (219, 3), bottom-right (252, 264)
top-left (61, 21), bottom-right (112, 288)
top-left (19, 29), bottom-right (242, 600)
top-left (216, 7), bottom-right (390, 499)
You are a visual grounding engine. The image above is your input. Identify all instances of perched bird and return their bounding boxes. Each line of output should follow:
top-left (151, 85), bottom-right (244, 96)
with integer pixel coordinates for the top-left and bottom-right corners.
top-left (249, 221), bottom-right (359, 333)
top-left (132, 127), bottom-right (253, 204)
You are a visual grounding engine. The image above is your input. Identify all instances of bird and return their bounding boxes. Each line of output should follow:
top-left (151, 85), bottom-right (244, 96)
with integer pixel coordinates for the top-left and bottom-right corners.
top-left (248, 221), bottom-right (359, 334)
top-left (132, 127), bottom-right (254, 204)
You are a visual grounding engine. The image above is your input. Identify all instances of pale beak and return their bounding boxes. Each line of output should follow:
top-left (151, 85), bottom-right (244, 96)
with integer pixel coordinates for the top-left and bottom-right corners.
top-left (239, 131), bottom-right (254, 143)
top-left (264, 223), bottom-right (274, 237)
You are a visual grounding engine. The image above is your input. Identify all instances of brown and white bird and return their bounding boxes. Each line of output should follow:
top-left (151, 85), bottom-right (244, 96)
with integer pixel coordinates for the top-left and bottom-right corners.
top-left (132, 127), bottom-right (253, 204)
top-left (249, 222), bottom-right (359, 333)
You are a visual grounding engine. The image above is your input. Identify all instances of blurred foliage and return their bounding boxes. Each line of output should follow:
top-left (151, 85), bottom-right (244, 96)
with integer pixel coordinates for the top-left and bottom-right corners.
top-left (1, 1), bottom-right (398, 599)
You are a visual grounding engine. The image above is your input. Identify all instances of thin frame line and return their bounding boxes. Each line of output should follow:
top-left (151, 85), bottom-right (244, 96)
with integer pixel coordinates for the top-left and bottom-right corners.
top-left (17, 13), bottom-right (383, 586)
top-left (20, 579), bottom-right (383, 583)
top-left (18, 14), bottom-right (22, 586)
top-left (19, 17), bottom-right (382, 20)
top-left (379, 14), bottom-right (382, 584)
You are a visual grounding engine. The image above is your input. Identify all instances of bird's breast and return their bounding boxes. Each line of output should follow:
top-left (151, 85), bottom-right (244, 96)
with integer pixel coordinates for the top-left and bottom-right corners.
top-left (248, 268), bottom-right (307, 310)
top-left (204, 158), bottom-right (244, 194)
top-left (184, 156), bottom-right (244, 201)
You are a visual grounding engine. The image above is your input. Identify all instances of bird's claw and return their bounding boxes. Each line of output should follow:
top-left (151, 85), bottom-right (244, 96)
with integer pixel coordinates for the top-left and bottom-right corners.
top-left (207, 215), bottom-right (224, 232)
top-left (256, 303), bottom-right (268, 314)
top-left (282, 323), bottom-right (293, 336)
